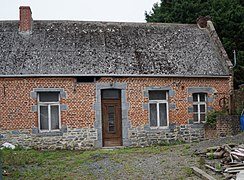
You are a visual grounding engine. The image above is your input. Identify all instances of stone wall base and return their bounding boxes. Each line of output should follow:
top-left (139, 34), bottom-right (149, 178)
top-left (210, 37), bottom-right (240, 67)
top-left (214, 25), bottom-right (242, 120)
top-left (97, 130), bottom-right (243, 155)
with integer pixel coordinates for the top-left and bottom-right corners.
top-left (0, 127), bottom-right (97, 150)
top-left (0, 124), bottom-right (205, 150)
top-left (128, 124), bottom-right (205, 147)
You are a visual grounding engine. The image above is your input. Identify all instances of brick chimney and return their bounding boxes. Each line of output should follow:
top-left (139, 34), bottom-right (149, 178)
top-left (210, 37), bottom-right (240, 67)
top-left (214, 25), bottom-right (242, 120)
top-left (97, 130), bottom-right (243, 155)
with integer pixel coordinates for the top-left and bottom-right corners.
top-left (197, 16), bottom-right (212, 28)
top-left (19, 6), bottom-right (32, 33)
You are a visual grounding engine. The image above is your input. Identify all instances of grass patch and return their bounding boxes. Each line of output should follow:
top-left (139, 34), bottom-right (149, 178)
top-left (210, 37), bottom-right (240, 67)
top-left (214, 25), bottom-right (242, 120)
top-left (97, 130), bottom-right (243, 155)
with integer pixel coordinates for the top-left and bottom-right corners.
top-left (157, 140), bottom-right (185, 146)
top-left (0, 143), bottom-right (195, 179)
top-left (184, 167), bottom-right (193, 177)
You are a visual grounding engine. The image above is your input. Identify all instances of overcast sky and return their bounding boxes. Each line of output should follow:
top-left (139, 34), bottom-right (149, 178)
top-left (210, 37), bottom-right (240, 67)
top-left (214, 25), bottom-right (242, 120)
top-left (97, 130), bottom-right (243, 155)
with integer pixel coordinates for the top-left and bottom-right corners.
top-left (0, 0), bottom-right (159, 22)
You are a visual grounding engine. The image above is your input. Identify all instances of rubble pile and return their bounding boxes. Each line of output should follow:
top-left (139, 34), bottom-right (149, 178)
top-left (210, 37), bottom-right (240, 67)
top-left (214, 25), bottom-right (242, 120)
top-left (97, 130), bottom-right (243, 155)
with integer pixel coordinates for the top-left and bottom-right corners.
top-left (195, 144), bottom-right (244, 180)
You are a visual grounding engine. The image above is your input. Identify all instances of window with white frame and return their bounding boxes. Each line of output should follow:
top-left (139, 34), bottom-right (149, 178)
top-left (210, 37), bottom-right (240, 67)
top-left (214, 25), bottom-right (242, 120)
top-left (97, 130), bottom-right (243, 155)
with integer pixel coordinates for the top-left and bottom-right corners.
top-left (193, 93), bottom-right (207, 123)
top-left (38, 92), bottom-right (60, 131)
top-left (149, 90), bottom-right (168, 127)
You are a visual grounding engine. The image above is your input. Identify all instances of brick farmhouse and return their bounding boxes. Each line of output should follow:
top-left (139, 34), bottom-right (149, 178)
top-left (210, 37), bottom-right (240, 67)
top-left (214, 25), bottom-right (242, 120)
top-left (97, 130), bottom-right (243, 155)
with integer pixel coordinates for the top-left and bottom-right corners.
top-left (0, 7), bottom-right (233, 149)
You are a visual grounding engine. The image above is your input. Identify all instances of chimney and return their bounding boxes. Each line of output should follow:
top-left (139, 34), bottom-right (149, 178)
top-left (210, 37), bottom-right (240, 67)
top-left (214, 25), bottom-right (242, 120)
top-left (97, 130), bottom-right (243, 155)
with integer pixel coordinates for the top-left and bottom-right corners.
top-left (19, 6), bottom-right (32, 33)
top-left (197, 16), bottom-right (212, 28)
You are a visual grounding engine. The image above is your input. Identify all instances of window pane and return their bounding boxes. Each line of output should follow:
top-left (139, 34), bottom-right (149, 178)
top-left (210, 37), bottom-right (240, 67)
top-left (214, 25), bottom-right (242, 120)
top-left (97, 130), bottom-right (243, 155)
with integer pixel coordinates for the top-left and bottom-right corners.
top-left (200, 105), bottom-right (206, 112)
top-left (193, 114), bottom-right (198, 122)
top-left (149, 104), bottom-right (157, 127)
top-left (51, 105), bottom-right (59, 130)
top-left (108, 106), bottom-right (115, 132)
top-left (149, 91), bottom-right (167, 100)
top-left (159, 103), bottom-right (167, 126)
top-left (39, 92), bottom-right (59, 102)
top-left (102, 90), bottom-right (120, 99)
top-left (200, 93), bottom-right (206, 102)
top-left (193, 105), bottom-right (198, 112)
top-left (193, 94), bottom-right (198, 102)
top-left (200, 114), bottom-right (206, 122)
top-left (40, 106), bottom-right (48, 130)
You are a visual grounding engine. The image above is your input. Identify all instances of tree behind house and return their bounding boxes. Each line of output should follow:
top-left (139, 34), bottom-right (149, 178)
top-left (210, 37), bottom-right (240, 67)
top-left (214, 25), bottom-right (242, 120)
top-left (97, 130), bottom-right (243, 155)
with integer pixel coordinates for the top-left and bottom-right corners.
top-left (145, 0), bottom-right (244, 88)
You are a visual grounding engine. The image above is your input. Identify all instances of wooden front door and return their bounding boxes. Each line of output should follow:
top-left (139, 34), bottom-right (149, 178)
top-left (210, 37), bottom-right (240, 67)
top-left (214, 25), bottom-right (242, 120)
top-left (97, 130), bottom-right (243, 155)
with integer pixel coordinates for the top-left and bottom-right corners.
top-left (101, 89), bottom-right (122, 147)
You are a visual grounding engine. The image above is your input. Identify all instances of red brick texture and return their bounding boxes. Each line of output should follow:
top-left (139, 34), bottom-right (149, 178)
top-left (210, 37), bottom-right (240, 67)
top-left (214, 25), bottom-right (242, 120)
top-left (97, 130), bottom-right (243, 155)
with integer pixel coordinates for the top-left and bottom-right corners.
top-left (19, 6), bottom-right (32, 32)
top-left (0, 76), bottom-right (231, 130)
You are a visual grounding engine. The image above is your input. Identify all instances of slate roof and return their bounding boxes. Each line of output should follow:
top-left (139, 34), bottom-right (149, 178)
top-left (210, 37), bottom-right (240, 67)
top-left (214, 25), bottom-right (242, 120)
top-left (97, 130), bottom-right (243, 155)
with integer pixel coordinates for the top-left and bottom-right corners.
top-left (0, 20), bottom-right (231, 76)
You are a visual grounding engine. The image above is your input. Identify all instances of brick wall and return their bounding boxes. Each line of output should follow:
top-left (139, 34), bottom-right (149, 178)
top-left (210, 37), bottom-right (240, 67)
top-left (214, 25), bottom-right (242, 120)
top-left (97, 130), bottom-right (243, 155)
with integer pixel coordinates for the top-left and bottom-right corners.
top-left (99, 77), bottom-right (230, 127)
top-left (0, 76), bottom-right (231, 149)
top-left (204, 115), bottom-right (241, 139)
top-left (0, 77), bottom-right (96, 130)
top-left (19, 6), bottom-right (32, 32)
top-left (231, 89), bottom-right (244, 115)
top-left (216, 115), bottom-right (241, 137)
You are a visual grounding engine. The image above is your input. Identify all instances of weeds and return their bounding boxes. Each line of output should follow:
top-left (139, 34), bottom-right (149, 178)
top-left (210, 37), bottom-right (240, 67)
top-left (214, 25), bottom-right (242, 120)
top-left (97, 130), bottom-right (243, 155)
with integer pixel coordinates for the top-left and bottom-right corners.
top-left (184, 167), bottom-right (193, 176)
top-left (1, 143), bottom-right (197, 179)
top-left (208, 149), bottom-right (214, 160)
top-left (198, 156), bottom-right (205, 168)
top-left (158, 140), bottom-right (185, 146)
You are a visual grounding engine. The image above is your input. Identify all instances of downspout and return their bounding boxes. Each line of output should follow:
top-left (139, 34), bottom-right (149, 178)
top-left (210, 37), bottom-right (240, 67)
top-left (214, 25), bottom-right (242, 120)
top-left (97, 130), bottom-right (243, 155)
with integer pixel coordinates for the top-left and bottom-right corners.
top-left (233, 50), bottom-right (237, 67)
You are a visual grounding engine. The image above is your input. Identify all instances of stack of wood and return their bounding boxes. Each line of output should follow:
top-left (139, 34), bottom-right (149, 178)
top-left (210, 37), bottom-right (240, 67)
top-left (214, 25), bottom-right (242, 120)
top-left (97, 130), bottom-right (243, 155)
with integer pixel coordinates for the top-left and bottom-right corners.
top-left (197, 144), bottom-right (244, 180)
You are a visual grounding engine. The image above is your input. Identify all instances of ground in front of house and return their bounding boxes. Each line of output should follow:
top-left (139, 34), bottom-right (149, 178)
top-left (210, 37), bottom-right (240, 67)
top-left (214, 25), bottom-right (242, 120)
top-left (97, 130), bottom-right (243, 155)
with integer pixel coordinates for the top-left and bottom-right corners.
top-left (1, 144), bottom-right (200, 179)
top-left (2, 133), bottom-right (244, 179)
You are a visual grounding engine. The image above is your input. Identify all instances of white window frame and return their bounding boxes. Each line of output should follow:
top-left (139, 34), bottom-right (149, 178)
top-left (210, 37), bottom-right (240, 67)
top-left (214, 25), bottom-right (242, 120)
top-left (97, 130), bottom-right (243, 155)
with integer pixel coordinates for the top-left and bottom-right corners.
top-left (149, 91), bottom-right (169, 128)
top-left (193, 93), bottom-right (207, 123)
top-left (38, 93), bottom-right (61, 132)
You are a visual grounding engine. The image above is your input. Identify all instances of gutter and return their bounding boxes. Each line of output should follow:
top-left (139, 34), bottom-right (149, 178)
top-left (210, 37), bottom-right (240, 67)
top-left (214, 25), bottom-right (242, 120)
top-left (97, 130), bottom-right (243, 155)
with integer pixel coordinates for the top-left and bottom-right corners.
top-left (0, 74), bottom-right (230, 79)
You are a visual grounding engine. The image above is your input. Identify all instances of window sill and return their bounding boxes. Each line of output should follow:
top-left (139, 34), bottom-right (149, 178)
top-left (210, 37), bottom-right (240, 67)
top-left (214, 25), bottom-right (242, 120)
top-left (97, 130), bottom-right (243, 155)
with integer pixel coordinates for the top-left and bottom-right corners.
top-left (193, 121), bottom-right (206, 124)
top-left (150, 126), bottom-right (169, 129)
top-left (148, 127), bottom-right (170, 132)
top-left (190, 123), bottom-right (205, 128)
top-left (33, 130), bottom-right (63, 137)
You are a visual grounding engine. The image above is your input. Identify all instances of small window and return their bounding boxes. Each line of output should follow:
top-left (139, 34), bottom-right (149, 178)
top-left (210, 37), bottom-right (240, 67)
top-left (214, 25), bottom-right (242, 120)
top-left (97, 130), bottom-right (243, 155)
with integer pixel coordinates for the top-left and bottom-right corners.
top-left (193, 93), bottom-right (207, 123)
top-left (39, 92), bottom-right (59, 102)
top-left (102, 89), bottom-right (120, 100)
top-left (38, 92), bottom-right (60, 131)
top-left (76, 76), bottom-right (95, 83)
top-left (108, 106), bottom-right (115, 132)
top-left (149, 91), bottom-right (168, 127)
top-left (149, 91), bottom-right (167, 100)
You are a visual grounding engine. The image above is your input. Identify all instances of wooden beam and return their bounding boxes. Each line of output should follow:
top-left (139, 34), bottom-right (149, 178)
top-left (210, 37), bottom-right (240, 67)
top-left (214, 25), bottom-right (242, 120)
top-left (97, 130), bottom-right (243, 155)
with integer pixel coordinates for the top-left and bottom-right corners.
top-left (191, 167), bottom-right (216, 180)
top-left (205, 164), bottom-right (222, 173)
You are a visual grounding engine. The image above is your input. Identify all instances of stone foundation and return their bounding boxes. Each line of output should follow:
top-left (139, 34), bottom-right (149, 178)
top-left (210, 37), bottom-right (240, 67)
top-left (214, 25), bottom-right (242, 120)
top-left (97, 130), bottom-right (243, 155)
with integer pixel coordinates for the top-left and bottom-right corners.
top-left (0, 124), bottom-right (206, 150)
top-left (128, 124), bottom-right (205, 147)
top-left (0, 127), bottom-right (97, 150)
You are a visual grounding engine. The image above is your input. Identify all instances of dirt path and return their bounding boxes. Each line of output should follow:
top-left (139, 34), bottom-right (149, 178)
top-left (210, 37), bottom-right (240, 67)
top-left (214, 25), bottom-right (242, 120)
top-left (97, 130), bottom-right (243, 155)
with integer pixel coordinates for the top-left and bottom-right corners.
top-left (78, 133), bottom-right (244, 179)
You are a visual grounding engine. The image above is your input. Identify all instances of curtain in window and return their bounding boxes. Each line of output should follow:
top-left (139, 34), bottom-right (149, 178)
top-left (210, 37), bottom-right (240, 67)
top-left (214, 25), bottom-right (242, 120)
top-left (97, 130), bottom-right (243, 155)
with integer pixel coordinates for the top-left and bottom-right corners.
top-left (40, 106), bottom-right (48, 130)
top-left (149, 104), bottom-right (157, 126)
top-left (159, 103), bottom-right (167, 126)
top-left (51, 105), bottom-right (59, 130)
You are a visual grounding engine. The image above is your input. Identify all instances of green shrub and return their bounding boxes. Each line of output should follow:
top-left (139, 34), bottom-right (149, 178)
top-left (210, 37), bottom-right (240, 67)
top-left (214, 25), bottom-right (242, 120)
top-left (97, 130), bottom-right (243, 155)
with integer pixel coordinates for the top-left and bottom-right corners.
top-left (236, 102), bottom-right (244, 116)
top-left (206, 110), bottom-right (227, 126)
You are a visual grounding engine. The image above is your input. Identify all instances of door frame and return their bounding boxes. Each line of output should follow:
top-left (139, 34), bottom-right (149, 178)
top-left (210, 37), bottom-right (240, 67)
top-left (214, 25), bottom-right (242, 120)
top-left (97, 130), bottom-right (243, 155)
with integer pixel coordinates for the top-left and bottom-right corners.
top-left (94, 83), bottom-right (129, 148)
top-left (101, 97), bottom-right (122, 147)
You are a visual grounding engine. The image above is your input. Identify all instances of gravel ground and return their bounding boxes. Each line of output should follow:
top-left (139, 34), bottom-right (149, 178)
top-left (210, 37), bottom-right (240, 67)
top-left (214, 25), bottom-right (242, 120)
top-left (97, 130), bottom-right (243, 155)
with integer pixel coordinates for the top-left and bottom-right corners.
top-left (3, 133), bottom-right (244, 179)
top-left (79, 145), bottom-right (201, 179)
top-left (77, 133), bottom-right (244, 179)
top-left (191, 133), bottom-right (244, 153)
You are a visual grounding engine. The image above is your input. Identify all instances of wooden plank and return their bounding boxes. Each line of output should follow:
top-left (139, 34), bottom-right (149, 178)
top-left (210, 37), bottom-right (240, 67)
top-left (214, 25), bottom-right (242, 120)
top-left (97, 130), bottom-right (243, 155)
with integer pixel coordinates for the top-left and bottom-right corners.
top-left (207, 146), bottom-right (220, 152)
top-left (225, 166), bottom-right (244, 173)
top-left (191, 167), bottom-right (216, 180)
top-left (206, 150), bottom-right (224, 159)
top-left (225, 163), bottom-right (244, 168)
top-left (205, 164), bottom-right (222, 173)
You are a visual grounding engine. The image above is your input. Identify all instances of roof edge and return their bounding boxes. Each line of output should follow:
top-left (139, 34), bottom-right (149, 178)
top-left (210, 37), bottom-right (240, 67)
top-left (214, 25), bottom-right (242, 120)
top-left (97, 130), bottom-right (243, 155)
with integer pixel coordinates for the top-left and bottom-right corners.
top-left (206, 21), bottom-right (233, 75)
top-left (0, 74), bottom-right (230, 79)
